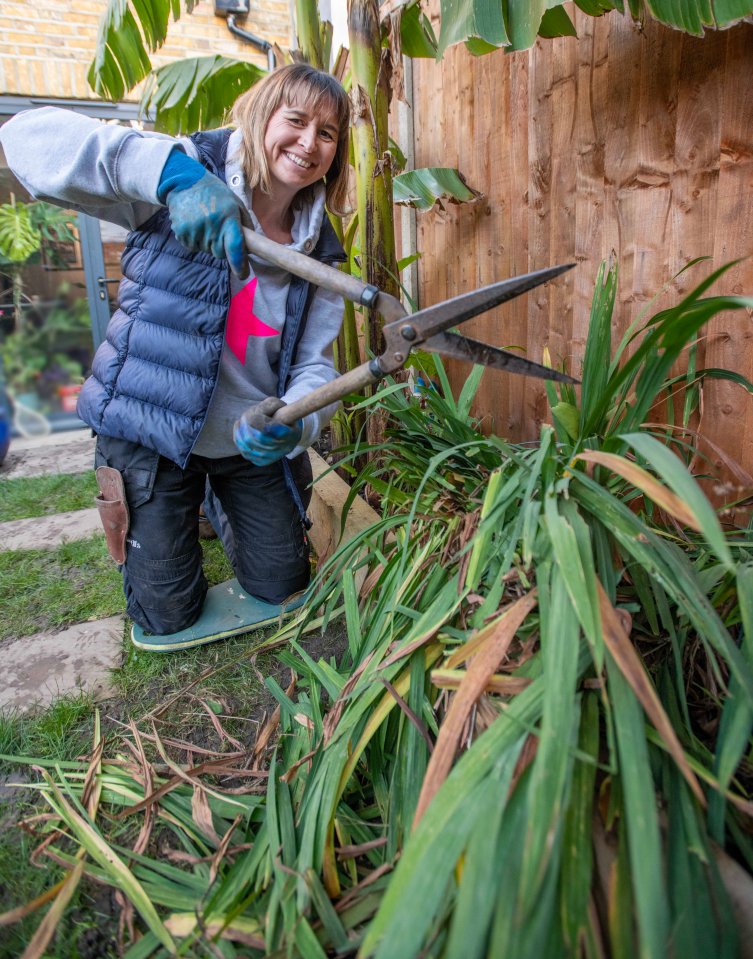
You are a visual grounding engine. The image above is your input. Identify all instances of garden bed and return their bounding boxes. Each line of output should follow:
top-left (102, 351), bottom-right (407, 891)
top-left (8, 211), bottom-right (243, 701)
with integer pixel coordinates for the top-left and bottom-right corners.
top-left (3, 261), bottom-right (753, 958)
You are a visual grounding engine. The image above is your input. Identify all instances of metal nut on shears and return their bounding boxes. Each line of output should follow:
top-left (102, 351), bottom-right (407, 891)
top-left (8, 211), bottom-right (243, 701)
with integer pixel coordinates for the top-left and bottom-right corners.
top-left (400, 324), bottom-right (417, 341)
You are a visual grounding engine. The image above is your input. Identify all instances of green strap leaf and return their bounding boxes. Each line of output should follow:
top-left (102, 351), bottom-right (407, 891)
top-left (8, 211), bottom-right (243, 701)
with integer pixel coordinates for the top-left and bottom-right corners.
top-left (39, 770), bottom-right (176, 952)
top-left (606, 653), bottom-right (670, 959)
top-left (518, 563), bottom-right (582, 909)
top-left (579, 259), bottom-right (618, 436)
top-left (708, 563), bottom-right (753, 838)
top-left (573, 473), bottom-right (753, 702)
top-left (542, 495), bottom-right (603, 660)
top-left (619, 431), bottom-right (734, 570)
top-left (560, 691), bottom-right (600, 950)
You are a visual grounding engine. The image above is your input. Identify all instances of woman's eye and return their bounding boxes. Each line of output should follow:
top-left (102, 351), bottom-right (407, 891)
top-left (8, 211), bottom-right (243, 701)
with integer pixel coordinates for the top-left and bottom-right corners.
top-left (320, 130), bottom-right (334, 141)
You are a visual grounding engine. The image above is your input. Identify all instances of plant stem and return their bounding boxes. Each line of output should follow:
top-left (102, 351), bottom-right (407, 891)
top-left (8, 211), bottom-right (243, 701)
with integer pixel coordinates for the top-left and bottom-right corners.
top-left (348, 0), bottom-right (399, 358)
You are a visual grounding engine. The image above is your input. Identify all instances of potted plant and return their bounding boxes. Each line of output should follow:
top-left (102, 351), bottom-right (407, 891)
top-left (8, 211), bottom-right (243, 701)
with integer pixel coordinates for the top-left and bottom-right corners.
top-left (0, 325), bottom-right (47, 405)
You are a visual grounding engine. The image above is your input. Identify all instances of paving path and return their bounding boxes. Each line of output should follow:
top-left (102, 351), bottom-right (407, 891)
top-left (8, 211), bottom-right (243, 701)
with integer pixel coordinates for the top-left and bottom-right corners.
top-left (0, 431), bottom-right (124, 715)
top-left (0, 508), bottom-right (102, 552)
top-left (0, 430), bottom-right (96, 480)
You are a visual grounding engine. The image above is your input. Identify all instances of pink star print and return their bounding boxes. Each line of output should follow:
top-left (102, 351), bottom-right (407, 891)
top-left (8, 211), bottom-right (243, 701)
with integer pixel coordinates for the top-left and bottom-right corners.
top-left (226, 278), bottom-right (279, 363)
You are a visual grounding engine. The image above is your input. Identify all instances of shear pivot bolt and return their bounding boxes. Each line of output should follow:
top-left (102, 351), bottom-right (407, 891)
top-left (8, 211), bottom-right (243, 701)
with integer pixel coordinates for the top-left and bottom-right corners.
top-left (400, 324), bottom-right (417, 341)
top-left (394, 352), bottom-right (405, 364)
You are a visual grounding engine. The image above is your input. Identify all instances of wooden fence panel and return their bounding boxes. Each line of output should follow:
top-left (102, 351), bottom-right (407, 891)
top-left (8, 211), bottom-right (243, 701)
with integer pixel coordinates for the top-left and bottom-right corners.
top-left (410, 8), bottom-right (753, 478)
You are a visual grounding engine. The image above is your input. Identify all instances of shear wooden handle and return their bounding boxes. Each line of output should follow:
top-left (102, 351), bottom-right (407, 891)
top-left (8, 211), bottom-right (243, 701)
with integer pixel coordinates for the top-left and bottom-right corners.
top-left (241, 226), bottom-right (381, 309)
top-left (269, 361), bottom-right (384, 426)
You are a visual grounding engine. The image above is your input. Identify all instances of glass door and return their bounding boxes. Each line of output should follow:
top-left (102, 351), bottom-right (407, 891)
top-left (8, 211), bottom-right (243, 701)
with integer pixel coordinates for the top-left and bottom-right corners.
top-left (0, 104), bottom-right (132, 434)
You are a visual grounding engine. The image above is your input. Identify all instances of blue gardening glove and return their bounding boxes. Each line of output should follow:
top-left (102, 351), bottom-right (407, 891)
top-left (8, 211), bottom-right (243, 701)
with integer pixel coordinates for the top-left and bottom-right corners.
top-left (234, 397), bottom-right (303, 467)
top-left (157, 148), bottom-right (249, 279)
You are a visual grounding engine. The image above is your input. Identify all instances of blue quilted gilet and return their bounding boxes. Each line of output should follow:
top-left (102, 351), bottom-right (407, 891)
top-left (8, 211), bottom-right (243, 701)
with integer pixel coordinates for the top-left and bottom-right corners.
top-left (78, 129), bottom-right (345, 517)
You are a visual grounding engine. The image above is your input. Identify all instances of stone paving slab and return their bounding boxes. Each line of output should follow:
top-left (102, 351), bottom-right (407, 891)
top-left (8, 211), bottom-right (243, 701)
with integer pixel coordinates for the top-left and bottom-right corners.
top-left (1, 430), bottom-right (95, 480)
top-left (0, 616), bottom-right (125, 714)
top-left (0, 508), bottom-right (102, 551)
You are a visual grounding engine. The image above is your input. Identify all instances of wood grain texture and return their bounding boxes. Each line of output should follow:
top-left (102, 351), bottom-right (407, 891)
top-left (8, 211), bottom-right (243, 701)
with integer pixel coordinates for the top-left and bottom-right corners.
top-left (707, 26), bottom-right (753, 483)
top-left (410, 8), bottom-right (753, 476)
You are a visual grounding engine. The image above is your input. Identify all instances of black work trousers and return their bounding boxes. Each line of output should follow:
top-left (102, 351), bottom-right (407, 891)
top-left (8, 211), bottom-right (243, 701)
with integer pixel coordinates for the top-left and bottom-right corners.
top-left (95, 436), bottom-right (311, 635)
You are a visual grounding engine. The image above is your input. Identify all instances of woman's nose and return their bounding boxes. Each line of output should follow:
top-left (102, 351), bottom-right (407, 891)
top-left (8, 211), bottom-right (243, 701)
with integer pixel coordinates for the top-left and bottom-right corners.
top-left (298, 125), bottom-right (316, 152)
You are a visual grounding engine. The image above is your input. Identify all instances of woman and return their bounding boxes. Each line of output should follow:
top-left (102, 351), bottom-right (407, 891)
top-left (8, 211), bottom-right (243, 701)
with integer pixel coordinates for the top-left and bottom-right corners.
top-left (0, 64), bottom-right (350, 645)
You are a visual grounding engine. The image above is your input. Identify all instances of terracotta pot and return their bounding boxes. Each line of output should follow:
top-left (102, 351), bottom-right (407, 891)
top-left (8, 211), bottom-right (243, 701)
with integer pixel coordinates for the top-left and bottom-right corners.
top-left (58, 383), bottom-right (81, 413)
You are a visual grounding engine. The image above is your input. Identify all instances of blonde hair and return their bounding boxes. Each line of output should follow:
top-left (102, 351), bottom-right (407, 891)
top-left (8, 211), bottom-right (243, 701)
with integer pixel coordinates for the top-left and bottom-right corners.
top-left (232, 64), bottom-right (351, 215)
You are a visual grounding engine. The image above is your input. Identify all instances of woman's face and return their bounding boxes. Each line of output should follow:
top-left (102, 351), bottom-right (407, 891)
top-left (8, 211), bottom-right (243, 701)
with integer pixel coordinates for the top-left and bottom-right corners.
top-left (263, 101), bottom-right (339, 198)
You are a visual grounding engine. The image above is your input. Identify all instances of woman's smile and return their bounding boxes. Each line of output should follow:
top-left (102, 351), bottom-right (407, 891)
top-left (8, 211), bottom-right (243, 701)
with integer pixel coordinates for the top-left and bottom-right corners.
top-left (283, 151), bottom-right (313, 169)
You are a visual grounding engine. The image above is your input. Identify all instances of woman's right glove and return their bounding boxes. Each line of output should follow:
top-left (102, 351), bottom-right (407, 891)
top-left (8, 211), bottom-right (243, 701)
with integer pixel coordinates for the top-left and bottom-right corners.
top-left (157, 148), bottom-right (248, 279)
top-left (234, 398), bottom-right (303, 467)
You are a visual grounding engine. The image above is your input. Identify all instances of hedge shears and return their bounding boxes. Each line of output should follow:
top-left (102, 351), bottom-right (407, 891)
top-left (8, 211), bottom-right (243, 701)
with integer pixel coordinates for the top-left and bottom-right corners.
top-left (240, 226), bottom-right (578, 425)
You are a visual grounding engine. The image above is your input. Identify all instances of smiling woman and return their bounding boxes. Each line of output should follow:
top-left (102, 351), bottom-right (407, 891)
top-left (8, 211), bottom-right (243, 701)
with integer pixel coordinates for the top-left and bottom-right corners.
top-left (0, 64), bottom-right (353, 650)
top-left (232, 64), bottom-right (351, 219)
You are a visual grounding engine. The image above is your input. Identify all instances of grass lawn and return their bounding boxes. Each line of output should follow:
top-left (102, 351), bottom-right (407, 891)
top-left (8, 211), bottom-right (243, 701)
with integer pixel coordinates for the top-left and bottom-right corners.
top-left (0, 531), bottom-right (241, 642)
top-left (0, 472), bottom-right (99, 523)
top-left (0, 535), bottom-right (123, 641)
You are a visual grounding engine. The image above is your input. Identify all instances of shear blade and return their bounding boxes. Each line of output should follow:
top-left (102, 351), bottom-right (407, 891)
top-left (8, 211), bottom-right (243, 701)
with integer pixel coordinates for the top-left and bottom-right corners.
top-left (423, 331), bottom-right (579, 384)
top-left (403, 263), bottom-right (575, 343)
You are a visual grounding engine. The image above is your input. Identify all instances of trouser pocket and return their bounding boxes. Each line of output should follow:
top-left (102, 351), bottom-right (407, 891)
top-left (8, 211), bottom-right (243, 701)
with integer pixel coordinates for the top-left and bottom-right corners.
top-left (95, 466), bottom-right (129, 564)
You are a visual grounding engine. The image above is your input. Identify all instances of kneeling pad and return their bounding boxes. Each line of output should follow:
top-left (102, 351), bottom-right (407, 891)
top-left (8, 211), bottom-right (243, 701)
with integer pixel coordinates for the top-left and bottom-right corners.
top-left (131, 578), bottom-right (306, 652)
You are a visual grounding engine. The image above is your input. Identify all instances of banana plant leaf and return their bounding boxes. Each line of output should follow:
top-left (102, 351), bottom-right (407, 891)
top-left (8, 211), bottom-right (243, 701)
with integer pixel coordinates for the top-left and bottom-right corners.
top-left (141, 56), bottom-right (265, 134)
top-left (436, 0), bottom-right (509, 58)
top-left (88, 0), bottom-right (198, 101)
top-left (398, 0), bottom-right (439, 58)
top-left (538, 5), bottom-right (579, 38)
top-left (87, 0), bottom-right (753, 143)
top-left (437, 0), bottom-right (753, 59)
top-left (393, 167), bottom-right (483, 211)
top-left (637, 0), bottom-right (753, 33)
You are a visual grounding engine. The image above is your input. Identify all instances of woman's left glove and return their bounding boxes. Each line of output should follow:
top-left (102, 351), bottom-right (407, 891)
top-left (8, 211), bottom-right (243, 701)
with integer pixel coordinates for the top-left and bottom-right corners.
top-left (234, 398), bottom-right (303, 466)
top-left (157, 148), bottom-right (249, 279)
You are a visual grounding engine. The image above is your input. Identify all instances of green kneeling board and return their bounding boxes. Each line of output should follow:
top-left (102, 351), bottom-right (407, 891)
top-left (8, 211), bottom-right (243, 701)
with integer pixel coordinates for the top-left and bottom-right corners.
top-left (131, 578), bottom-right (306, 653)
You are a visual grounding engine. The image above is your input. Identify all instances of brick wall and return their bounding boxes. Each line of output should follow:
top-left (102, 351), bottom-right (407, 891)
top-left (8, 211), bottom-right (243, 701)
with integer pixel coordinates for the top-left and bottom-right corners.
top-left (0, 0), bottom-right (293, 101)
